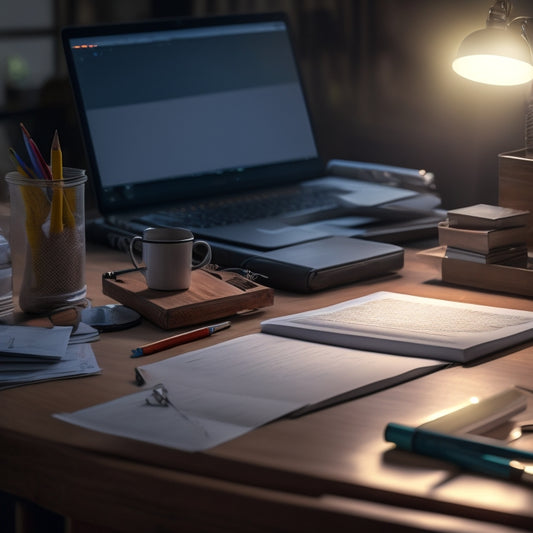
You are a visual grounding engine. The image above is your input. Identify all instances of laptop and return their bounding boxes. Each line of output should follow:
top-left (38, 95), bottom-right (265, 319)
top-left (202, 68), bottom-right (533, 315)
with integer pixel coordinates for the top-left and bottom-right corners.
top-left (62, 13), bottom-right (441, 289)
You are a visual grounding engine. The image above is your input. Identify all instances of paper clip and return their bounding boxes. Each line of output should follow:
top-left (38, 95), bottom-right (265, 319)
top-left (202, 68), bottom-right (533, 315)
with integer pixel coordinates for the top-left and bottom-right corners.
top-left (146, 383), bottom-right (170, 407)
top-left (144, 383), bottom-right (209, 437)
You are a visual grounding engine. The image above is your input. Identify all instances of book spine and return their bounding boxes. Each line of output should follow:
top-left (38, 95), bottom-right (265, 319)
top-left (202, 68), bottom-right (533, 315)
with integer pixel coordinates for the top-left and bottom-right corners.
top-left (438, 223), bottom-right (527, 254)
top-left (442, 258), bottom-right (533, 297)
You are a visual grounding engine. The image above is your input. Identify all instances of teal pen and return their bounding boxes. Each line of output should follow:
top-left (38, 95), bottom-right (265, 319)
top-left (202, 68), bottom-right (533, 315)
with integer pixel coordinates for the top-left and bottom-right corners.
top-left (385, 422), bottom-right (533, 483)
top-left (442, 450), bottom-right (533, 483)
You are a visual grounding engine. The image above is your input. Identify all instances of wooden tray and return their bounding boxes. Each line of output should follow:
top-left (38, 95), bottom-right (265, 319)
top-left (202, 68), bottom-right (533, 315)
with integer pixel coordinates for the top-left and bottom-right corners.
top-left (102, 268), bottom-right (274, 329)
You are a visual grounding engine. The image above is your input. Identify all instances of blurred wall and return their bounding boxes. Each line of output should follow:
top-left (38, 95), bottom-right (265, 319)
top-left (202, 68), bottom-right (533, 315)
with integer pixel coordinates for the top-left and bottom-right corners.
top-left (281, 0), bottom-right (533, 209)
top-left (2, 0), bottom-right (533, 210)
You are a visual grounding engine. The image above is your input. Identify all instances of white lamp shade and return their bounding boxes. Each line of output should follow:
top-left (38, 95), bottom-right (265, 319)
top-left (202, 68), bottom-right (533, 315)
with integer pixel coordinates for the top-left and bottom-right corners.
top-left (452, 27), bottom-right (533, 85)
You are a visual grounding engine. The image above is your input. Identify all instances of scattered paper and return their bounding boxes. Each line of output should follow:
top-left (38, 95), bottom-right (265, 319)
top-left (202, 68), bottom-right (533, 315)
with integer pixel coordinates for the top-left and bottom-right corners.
top-left (0, 342), bottom-right (101, 389)
top-left (0, 322), bottom-right (101, 388)
top-left (0, 324), bottom-right (72, 360)
top-left (55, 334), bottom-right (444, 451)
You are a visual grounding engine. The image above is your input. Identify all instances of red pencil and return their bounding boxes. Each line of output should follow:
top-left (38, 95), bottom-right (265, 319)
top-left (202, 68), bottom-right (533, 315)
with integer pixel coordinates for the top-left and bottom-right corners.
top-left (131, 321), bottom-right (231, 358)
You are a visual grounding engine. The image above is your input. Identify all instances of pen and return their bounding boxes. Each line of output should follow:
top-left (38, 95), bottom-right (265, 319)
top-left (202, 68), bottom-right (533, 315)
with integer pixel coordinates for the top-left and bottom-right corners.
top-left (426, 448), bottom-right (533, 485)
top-left (385, 422), bottom-right (533, 483)
top-left (460, 453), bottom-right (533, 484)
top-left (131, 321), bottom-right (231, 358)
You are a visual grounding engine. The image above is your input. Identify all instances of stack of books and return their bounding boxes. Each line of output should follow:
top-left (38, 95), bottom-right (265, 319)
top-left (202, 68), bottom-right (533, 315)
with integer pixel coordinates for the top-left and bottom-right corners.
top-left (438, 204), bottom-right (530, 267)
top-left (418, 204), bottom-right (532, 297)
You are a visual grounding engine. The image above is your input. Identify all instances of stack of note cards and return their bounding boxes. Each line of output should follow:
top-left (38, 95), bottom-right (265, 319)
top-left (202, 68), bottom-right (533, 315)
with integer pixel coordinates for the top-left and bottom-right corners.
top-left (0, 235), bottom-right (14, 320)
top-left (0, 324), bottom-right (101, 389)
top-left (439, 204), bottom-right (529, 267)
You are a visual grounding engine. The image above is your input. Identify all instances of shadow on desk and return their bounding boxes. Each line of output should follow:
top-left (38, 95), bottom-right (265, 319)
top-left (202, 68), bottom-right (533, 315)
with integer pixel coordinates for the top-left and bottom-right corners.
top-left (382, 448), bottom-right (462, 489)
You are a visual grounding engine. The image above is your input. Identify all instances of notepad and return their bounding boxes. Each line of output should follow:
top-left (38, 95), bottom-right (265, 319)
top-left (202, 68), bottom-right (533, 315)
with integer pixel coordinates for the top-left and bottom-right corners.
top-left (261, 291), bottom-right (533, 363)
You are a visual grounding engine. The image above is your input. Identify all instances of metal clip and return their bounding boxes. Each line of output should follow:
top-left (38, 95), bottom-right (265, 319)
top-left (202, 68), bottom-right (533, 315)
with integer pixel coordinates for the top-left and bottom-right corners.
top-left (144, 382), bottom-right (209, 437)
top-left (145, 383), bottom-right (170, 407)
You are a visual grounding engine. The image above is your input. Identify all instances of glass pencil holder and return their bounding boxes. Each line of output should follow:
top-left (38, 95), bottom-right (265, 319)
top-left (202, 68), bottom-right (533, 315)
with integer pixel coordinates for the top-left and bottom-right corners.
top-left (5, 168), bottom-right (88, 314)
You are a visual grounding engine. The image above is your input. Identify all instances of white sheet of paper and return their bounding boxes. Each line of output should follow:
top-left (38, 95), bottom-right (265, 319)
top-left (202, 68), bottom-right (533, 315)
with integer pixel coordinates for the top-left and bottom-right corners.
top-left (0, 343), bottom-right (101, 388)
top-left (69, 322), bottom-right (100, 344)
top-left (0, 325), bottom-right (72, 360)
top-left (55, 334), bottom-right (444, 451)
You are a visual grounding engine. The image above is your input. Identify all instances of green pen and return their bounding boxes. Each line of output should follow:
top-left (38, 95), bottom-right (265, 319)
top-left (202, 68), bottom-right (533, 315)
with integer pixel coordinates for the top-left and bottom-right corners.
top-left (385, 422), bottom-right (533, 484)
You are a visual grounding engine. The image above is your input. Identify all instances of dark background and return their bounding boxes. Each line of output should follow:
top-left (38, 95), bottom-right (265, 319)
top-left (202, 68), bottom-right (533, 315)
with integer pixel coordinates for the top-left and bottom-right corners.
top-left (4, 0), bottom-right (533, 210)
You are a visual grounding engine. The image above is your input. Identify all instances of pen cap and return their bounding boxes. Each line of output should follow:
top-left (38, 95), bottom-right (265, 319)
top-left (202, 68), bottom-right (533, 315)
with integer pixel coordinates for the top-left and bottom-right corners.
top-left (384, 422), bottom-right (416, 451)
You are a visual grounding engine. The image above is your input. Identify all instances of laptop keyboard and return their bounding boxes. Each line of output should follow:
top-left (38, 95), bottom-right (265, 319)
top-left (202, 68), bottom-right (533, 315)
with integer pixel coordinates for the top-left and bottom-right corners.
top-left (129, 186), bottom-right (339, 229)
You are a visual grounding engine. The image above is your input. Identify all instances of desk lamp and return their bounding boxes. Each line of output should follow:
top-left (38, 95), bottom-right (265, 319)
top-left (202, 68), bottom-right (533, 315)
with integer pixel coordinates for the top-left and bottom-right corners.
top-left (452, 1), bottom-right (533, 151)
top-left (452, 1), bottom-right (533, 248)
top-left (452, 0), bottom-right (533, 86)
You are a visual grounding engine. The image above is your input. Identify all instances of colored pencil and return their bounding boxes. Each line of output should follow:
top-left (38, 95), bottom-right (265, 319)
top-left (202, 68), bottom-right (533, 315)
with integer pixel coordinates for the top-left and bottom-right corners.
top-left (131, 321), bottom-right (231, 358)
top-left (50, 130), bottom-right (64, 233)
top-left (20, 123), bottom-right (52, 180)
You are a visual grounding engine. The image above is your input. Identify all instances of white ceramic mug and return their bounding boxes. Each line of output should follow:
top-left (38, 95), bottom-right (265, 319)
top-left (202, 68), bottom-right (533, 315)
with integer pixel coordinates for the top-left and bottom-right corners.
top-left (128, 227), bottom-right (211, 290)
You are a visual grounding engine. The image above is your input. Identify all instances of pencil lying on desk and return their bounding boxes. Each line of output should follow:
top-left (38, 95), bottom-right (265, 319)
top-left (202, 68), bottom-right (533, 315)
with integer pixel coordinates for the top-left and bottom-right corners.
top-left (131, 321), bottom-right (231, 358)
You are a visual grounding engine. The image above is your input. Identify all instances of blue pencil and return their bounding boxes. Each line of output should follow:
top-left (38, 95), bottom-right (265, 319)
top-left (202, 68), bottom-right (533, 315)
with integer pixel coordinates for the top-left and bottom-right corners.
top-left (8, 147), bottom-right (37, 179)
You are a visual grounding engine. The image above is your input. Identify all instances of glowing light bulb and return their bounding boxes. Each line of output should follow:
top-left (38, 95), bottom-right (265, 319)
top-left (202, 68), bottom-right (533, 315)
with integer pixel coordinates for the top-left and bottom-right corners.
top-left (453, 54), bottom-right (533, 85)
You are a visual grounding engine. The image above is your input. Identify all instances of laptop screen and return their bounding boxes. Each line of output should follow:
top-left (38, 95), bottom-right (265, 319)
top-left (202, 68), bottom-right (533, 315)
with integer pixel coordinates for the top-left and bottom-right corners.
top-left (63, 13), bottom-right (322, 214)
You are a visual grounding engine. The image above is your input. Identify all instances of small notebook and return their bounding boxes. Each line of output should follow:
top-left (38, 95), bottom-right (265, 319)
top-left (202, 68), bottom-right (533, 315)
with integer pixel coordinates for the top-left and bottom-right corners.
top-left (102, 269), bottom-right (274, 329)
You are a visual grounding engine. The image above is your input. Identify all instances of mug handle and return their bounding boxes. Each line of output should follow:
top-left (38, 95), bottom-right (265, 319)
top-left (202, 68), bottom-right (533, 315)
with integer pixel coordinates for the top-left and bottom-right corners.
top-left (191, 240), bottom-right (212, 270)
top-left (129, 235), bottom-right (143, 269)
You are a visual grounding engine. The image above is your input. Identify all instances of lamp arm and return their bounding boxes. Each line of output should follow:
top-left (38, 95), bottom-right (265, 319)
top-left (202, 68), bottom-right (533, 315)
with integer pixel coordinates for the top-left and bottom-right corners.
top-left (508, 17), bottom-right (533, 49)
top-left (509, 16), bottom-right (533, 26)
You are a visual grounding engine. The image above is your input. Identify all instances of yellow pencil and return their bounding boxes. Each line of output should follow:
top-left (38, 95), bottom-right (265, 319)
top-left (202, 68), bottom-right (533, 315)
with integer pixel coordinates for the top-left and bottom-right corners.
top-left (50, 130), bottom-right (65, 233)
top-left (51, 131), bottom-right (77, 229)
top-left (51, 130), bottom-right (63, 181)
top-left (9, 147), bottom-right (49, 268)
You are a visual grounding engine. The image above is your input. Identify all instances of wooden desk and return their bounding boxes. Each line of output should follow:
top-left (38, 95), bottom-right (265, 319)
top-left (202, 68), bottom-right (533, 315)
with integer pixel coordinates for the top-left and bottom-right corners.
top-left (1, 244), bottom-right (533, 533)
